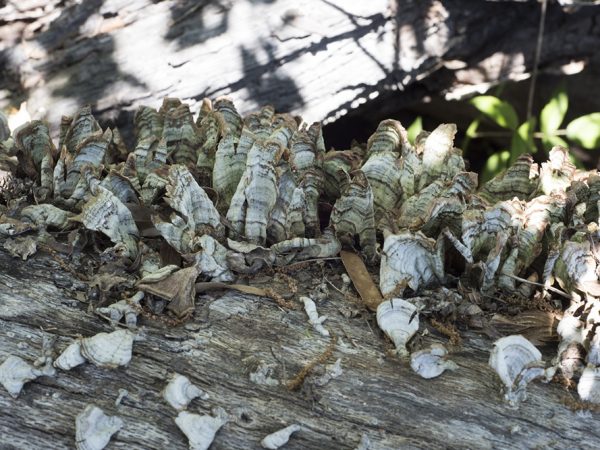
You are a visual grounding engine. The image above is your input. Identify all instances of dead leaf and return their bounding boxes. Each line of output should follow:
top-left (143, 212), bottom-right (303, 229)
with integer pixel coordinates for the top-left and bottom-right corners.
top-left (0, 215), bottom-right (36, 236)
top-left (138, 266), bottom-right (200, 318)
top-left (160, 240), bottom-right (182, 267)
top-left (195, 282), bottom-right (267, 297)
top-left (490, 310), bottom-right (560, 346)
top-left (340, 250), bottom-right (382, 311)
top-left (125, 203), bottom-right (161, 237)
top-left (3, 236), bottom-right (37, 260)
top-left (89, 273), bottom-right (129, 291)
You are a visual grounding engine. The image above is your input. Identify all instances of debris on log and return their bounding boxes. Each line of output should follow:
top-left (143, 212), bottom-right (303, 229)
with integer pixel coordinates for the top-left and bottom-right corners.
top-left (2, 97), bottom-right (600, 449)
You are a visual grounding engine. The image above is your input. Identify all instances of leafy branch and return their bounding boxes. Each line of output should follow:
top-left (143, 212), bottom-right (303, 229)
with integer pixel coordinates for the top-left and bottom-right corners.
top-left (466, 87), bottom-right (600, 181)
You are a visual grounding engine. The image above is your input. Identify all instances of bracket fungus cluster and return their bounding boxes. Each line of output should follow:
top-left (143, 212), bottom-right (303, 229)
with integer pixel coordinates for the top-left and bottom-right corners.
top-left (2, 94), bottom-right (600, 420)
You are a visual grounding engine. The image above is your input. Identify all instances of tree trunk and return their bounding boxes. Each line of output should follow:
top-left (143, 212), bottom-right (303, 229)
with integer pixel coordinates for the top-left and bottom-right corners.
top-left (1, 0), bottom-right (599, 140)
top-left (2, 2), bottom-right (600, 448)
top-left (0, 248), bottom-right (596, 450)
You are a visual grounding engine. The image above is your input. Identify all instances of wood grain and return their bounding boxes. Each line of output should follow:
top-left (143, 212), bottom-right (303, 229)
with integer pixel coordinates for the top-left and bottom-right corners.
top-left (0, 248), bottom-right (597, 450)
top-left (2, 1), bottom-right (600, 139)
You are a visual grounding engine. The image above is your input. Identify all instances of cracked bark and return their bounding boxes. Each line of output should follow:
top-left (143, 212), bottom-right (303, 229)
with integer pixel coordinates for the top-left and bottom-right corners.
top-left (0, 248), bottom-right (597, 450)
top-left (1, 0), bottom-right (600, 141)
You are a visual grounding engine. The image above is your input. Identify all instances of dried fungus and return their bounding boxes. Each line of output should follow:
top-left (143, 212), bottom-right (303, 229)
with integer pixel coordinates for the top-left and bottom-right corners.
top-left (489, 335), bottom-right (554, 404)
top-left (380, 230), bottom-right (444, 297)
top-left (376, 299), bottom-right (419, 357)
top-left (163, 373), bottom-right (209, 411)
top-left (0, 355), bottom-right (45, 398)
top-left (75, 404), bottom-right (123, 450)
top-left (175, 408), bottom-right (228, 450)
top-left (261, 424), bottom-right (302, 449)
top-left (410, 344), bottom-right (458, 379)
top-left (55, 329), bottom-right (135, 370)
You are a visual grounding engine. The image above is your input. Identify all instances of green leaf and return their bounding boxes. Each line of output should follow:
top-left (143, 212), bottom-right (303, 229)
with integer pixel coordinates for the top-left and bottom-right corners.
top-left (540, 86), bottom-right (568, 136)
top-left (509, 118), bottom-right (537, 164)
top-left (542, 134), bottom-right (568, 150)
top-left (465, 119), bottom-right (480, 138)
top-left (407, 116), bottom-right (423, 145)
top-left (461, 118), bottom-right (480, 153)
top-left (566, 113), bottom-right (600, 149)
top-left (470, 96), bottom-right (519, 130)
top-left (482, 150), bottom-right (511, 182)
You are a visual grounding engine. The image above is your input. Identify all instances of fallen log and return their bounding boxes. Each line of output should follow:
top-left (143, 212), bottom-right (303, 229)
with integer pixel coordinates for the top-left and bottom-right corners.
top-left (0, 248), bottom-right (597, 450)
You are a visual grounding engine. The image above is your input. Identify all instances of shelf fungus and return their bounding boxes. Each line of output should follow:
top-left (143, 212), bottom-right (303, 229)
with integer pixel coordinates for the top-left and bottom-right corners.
top-left (376, 299), bottom-right (419, 357)
top-left (396, 171), bottom-right (477, 236)
top-left (551, 232), bottom-right (600, 297)
top-left (226, 139), bottom-right (285, 245)
top-left (54, 329), bottom-right (134, 370)
top-left (163, 373), bottom-right (209, 411)
top-left (160, 98), bottom-right (204, 166)
top-left (212, 105), bottom-right (266, 210)
top-left (174, 407), bottom-right (228, 450)
top-left (54, 128), bottom-right (113, 207)
top-left (330, 170), bottom-right (377, 262)
top-left (577, 366), bottom-right (600, 403)
top-left (191, 235), bottom-right (235, 282)
top-left (538, 146), bottom-right (576, 195)
top-left (14, 120), bottom-right (56, 202)
top-left (410, 344), bottom-right (458, 379)
top-left (0, 112), bottom-right (8, 140)
top-left (417, 123), bottom-right (464, 190)
top-left (489, 335), bottom-right (555, 405)
top-left (195, 99), bottom-right (226, 187)
top-left (360, 119), bottom-right (406, 222)
top-left (478, 154), bottom-right (539, 203)
top-left (270, 229), bottom-right (341, 265)
top-left (555, 314), bottom-right (586, 380)
top-left (498, 193), bottom-right (568, 291)
top-left (75, 184), bottom-right (139, 260)
top-left (322, 147), bottom-right (364, 200)
top-left (0, 355), bottom-right (51, 398)
top-left (95, 291), bottom-right (144, 326)
top-left (380, 230), bottom-right (444, 297)
top-left (261, 424), bottom-right (302, 449)
top-left (75, 404), bottom-right (123, 450)
top-left (21, 203), bottom-right (75, 229)
top-left (152, 165), bottom-right (225, 253)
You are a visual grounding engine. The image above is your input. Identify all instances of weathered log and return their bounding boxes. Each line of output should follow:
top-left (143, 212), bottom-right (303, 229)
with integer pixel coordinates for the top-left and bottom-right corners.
top-left (0, 248), bottom-right (597, 450)
top-left (1, 0), bottom-right (600, 138)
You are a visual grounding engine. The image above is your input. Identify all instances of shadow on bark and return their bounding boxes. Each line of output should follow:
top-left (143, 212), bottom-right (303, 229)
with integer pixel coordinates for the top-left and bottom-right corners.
top-left (165, 0), bottom-right (231, 49)
top-left (238, 41), bottom-right (305, 112)
top-left (32, 0), bottom-right (147, 108)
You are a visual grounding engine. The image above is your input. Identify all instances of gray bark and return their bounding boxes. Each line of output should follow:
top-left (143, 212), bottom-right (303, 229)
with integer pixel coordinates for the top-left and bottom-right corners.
top-left (0, 248), bottom-right (598, 450)
top-left (1, 0), bottom-right (600, 139)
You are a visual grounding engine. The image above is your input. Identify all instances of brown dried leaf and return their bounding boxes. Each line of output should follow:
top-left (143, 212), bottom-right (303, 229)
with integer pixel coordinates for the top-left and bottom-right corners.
top-left (490, 311), bottom-right (560, 346)
top-left (160, 240), bottom-right (182, 267)
top-left (3, 236), bottom-right (37, 260)
top-left (340, 250), bottom-right (382, 311)
top-left (137, 266), bottom-right (200, 318)
top-left (195, 282), bottom-right (267, 297)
